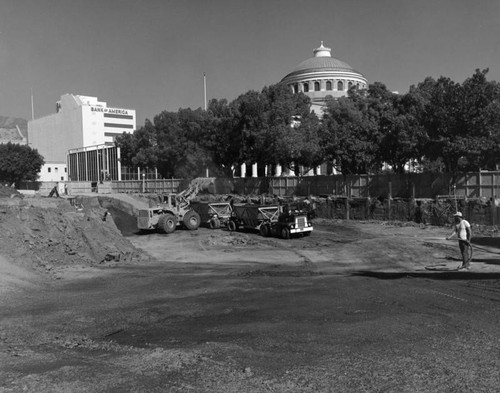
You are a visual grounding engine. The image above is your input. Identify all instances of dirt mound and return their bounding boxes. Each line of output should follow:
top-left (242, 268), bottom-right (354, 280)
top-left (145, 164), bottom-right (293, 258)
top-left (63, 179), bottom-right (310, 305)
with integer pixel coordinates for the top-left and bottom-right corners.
top-left (0, 184), bottom-right (22, 198)
top-left (0, 196), bottom-right (149, 276)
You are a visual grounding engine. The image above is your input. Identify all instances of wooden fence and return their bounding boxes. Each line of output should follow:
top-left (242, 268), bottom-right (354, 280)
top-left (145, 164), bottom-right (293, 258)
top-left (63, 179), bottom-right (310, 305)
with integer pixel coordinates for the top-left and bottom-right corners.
top-left (314, 196), bottom-right (500, 227)
top-left (234, 171), bottom-right (500, 199)
top-left (18, 171), bottom-right (500, 200)
top-left (17, 172), bottom-right (500, 226)
top-left (111, 179), bottom-right (182, 194)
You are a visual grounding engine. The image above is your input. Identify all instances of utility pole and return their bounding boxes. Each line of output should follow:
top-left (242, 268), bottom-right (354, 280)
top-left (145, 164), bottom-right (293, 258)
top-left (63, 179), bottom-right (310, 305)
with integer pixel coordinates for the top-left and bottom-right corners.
top-left (203, 72), bottom-right (207, 111)
top-left (204, 72), bottom-right (208, 176)
top-left (30, 88), bottom-right (34, 120)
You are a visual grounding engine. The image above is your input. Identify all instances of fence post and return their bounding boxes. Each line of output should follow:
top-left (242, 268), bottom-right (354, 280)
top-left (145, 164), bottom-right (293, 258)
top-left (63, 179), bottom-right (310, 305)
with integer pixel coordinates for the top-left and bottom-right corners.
top-left (410, 182), bottom-right (416, 222)
top-left (345, 197), bottom-right (350, 220)
top-left (387, 181), bottom-right (392, 221)
top-left (478, 171), bottom-right (481, 198)
top-left (491, 196), bottom-right (496, 227)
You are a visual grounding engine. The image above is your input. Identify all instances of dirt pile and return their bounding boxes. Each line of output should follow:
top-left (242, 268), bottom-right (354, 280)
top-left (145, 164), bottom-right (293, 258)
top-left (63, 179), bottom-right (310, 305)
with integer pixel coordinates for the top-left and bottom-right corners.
top-left (0, 184), bottom-right (22, 198)
top-left (0, 196), bottom-right (149, 276)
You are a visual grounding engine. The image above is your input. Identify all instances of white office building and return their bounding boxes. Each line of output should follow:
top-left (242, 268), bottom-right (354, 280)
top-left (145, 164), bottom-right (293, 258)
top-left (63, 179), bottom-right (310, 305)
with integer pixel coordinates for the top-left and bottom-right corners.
top-left (28, 94), bottom-right (136, 181)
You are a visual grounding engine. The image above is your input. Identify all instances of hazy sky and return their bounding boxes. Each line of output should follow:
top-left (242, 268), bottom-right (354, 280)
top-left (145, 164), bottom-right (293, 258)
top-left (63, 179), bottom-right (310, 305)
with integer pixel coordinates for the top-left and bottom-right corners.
top-left (1, 0), bottom-right (499, 126)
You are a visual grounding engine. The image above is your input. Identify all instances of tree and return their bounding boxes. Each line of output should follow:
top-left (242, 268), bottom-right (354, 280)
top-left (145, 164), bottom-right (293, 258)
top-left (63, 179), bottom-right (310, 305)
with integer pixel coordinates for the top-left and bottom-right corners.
top-left (115, 131), bottom-right (136, 168)
top-left (263, 83), bottom-right (321, 173)
top-left (459, 69), bottom-right (500, 170)
top-left (320, 85), bottom-right (384, 174)
top-left (232, 83), bottom-right (320, 174)
top-left (231, 89), bottom-right (267, 167)
top-left (206, 98), bottom-right (242, 177)
top-left (284, 114), bottom-right (323, 173)
top-left (418, 76), bottom-right (468, 172)
top-left (417, 69), bottom-right (500, 172)
top-left (150, 108), bottom-right (218, 179)
top-left (115, 119), bottom-right (159, 177)
top-left (0, 143), bottom-right (44, 187)
top-left (378, 90), bottom-right (427, 173)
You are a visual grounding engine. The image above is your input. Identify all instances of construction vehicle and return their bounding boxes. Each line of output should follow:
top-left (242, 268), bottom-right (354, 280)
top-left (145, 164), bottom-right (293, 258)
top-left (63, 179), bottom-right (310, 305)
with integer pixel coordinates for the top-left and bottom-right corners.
top-left (136, 178), bottom-right (215, 234)
top-left (190, 200), bottom-right (233, 229)
top-left (228, 203), bottom-right (313, 239)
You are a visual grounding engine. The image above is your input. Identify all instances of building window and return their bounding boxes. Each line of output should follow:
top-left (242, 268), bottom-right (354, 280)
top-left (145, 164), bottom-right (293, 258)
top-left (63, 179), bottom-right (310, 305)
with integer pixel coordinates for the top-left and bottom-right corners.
top-left (303, 83), bottom-right (309, 92)
top-left (48, 167), bottom-right (51, 173)
top-left (326, 81), bottom-right (332, 90)
top-left (65, 168), bottom-right (67, 173)
top-left (293, 84), bottom-right (298, 94)
top-left (314, 81), bottom-right (320, 91)
top-left (337, 81), bottom-right (344, 91)
top-left (348, 81), bottom-right (353, 89)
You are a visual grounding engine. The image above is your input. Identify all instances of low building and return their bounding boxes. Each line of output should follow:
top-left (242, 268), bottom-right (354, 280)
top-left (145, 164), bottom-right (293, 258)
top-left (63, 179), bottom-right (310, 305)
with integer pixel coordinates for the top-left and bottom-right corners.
top-left (67, 144), bottom-right (121, 183)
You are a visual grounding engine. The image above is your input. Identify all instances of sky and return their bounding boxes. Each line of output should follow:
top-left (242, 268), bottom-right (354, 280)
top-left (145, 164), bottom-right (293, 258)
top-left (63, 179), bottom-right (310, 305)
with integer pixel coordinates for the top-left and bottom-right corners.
top-left (1, 0), bottom-right (500, 127)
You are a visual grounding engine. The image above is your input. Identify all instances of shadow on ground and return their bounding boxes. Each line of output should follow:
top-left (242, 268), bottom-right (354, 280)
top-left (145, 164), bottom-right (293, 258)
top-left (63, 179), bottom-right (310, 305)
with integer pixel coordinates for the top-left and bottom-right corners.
top-left (352, 270), bottom-right (500, 280)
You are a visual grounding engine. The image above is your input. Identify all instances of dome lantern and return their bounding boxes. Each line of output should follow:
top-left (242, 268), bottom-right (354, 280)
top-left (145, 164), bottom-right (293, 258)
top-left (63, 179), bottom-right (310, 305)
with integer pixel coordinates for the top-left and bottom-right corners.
top-left (313, 41), bottom-right (331, 58)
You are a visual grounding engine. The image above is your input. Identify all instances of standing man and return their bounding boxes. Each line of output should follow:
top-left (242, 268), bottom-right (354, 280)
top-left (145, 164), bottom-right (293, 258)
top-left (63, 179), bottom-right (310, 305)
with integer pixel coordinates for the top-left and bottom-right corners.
top-left (446, 212), bottom-right (472, 271)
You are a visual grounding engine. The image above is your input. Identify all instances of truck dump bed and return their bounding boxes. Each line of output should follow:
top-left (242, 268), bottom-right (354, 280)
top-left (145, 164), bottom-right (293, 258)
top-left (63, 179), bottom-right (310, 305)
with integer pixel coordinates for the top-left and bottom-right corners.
top-left (190, 201), bottom-right (232, 224)
top-left (231, 204), bottom-right (281, 229)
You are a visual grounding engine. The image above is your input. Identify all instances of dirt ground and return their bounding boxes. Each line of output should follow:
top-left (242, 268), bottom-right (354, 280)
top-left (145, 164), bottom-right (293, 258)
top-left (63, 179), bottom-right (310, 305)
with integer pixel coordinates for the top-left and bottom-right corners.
top-left (1, 190), bottom-right (500, 392)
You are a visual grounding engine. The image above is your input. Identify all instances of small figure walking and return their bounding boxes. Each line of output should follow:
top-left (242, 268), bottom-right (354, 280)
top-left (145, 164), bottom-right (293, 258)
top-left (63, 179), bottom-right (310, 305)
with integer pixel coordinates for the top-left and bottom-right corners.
top-left (446, 212), bottom-right (472, 271)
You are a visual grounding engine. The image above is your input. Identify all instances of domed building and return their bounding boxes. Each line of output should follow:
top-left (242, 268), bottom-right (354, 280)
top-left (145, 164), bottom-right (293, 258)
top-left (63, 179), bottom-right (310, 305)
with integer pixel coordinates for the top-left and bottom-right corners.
top-left (281, 42), bottom-right (368, 114)
top-left (237, 42), bottom-right (368, 178)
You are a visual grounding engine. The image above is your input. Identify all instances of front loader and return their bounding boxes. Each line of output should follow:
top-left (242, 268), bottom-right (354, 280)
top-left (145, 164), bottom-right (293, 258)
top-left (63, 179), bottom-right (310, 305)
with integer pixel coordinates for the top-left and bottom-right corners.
top-left (136, 178), bottom-right (216, 234)
top-left (137, 193), bottom-right (201, 233)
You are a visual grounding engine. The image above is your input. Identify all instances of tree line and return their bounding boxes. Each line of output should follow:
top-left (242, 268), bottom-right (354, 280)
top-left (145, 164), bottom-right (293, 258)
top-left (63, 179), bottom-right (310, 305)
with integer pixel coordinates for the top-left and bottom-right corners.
top-left (115, 68), bottom-right (500, 178)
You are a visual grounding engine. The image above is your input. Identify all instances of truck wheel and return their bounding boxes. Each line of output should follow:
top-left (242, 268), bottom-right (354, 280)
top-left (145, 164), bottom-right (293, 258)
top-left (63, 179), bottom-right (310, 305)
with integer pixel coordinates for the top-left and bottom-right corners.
top-left (158, 213), bottom-right (177, 234)
top-left (281, 227), bottom-right (290, 240)
top-left (259, 224), bottom-right (270, 237)
top-left (209, 217), bottom-right (220, 229)
top-left (227, 220), bottom-right (237, 232)
top-left (183, 210), bottom-right (201, 230)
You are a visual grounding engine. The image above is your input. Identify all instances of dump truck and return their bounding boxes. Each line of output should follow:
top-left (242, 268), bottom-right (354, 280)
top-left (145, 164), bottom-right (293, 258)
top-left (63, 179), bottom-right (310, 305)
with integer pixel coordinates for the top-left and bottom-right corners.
top-left (228, 203), bottom-right (313, 239)
top-left (136, 178), bottom-right (216, 234)
top-left (190, 200), bottom-right (233, 229)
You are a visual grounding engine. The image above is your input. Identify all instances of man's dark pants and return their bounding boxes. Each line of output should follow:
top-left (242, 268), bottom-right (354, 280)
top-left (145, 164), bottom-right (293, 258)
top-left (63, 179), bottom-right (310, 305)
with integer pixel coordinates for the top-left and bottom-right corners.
top-left (459, 240), bottom-right (470, 268)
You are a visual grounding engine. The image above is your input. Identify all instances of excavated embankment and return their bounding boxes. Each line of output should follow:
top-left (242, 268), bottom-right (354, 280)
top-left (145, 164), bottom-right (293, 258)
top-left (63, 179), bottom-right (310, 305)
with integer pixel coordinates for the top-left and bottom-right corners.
top-left (0, 190), bottom-right (149, 277)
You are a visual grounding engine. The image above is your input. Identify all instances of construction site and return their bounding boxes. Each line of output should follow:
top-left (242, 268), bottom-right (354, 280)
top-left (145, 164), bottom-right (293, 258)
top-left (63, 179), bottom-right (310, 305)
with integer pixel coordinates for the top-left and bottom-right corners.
top-left (1, 180), bottom-right (500, 392)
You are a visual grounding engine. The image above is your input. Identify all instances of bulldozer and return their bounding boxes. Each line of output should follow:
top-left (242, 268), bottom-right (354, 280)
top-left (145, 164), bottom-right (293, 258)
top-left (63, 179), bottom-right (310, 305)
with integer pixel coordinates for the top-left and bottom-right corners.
top-left (137, 178), bottom-right (216, 234)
